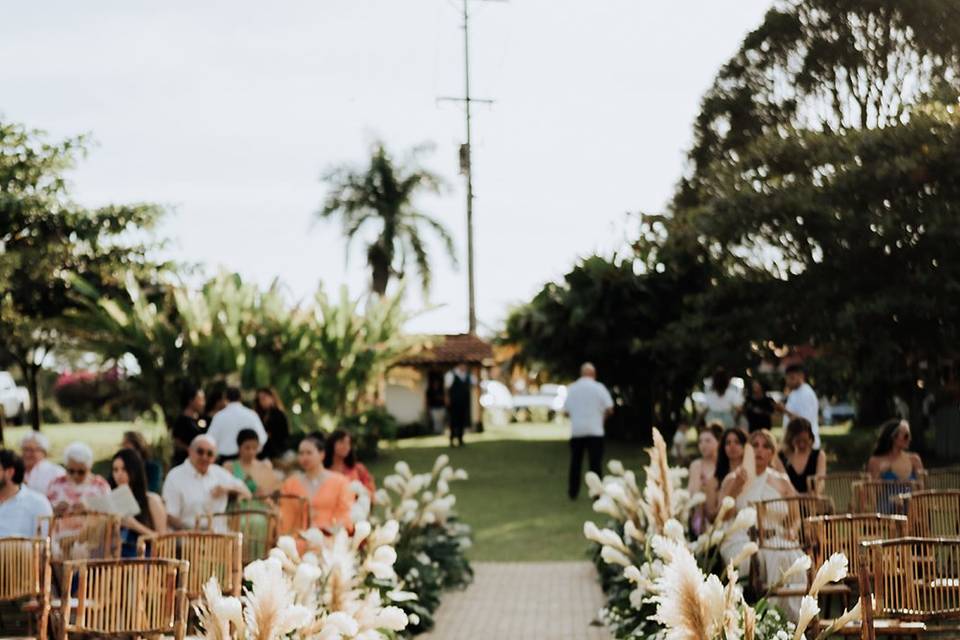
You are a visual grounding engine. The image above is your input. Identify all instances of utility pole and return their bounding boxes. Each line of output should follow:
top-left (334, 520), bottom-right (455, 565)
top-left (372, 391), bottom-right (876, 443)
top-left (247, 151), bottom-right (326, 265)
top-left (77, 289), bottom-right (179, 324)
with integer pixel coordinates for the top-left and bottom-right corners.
top-left (439, 0), bottom-right (505, 335)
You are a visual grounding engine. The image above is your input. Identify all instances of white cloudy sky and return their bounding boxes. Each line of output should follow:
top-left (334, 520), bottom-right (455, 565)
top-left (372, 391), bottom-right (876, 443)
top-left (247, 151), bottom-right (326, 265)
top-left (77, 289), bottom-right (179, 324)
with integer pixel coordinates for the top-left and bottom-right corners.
top-left (2, 1), bottom-right (771, 334)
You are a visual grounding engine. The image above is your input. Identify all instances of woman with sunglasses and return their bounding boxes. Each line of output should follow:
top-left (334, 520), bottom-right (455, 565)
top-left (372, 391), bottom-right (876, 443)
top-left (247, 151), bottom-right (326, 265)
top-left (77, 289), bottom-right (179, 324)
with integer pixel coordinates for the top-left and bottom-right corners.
top-left (46, 442), bottom-right (110, 516)
top-left (110, 448), bottom-right (167, 557)
top-left (867, 419), bottom-right (924, 482)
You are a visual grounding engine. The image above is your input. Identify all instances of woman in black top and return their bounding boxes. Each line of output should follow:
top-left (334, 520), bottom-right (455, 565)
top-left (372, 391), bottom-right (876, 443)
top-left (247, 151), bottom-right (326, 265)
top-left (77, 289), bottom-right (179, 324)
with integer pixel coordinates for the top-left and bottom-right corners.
top-left (255, 387), bottom-right (289, 460)
top-left (741, 379), bottom-right (776, 432)
top-left (775, 417), bottom-right (826, 494)
top-left (171, 383), bottom-right (205, 467)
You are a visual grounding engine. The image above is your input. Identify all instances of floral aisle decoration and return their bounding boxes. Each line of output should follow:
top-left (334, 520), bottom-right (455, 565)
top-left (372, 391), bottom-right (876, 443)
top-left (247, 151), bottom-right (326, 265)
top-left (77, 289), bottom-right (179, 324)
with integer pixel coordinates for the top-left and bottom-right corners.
top-left (372, 455), bottom-right (473, 634)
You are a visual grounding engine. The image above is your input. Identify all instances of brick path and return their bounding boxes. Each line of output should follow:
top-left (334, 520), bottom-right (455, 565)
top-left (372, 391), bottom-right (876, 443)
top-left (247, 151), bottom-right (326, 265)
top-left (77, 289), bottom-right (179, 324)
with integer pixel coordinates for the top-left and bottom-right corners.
top-left (422, 562), bottom-right (611, 640)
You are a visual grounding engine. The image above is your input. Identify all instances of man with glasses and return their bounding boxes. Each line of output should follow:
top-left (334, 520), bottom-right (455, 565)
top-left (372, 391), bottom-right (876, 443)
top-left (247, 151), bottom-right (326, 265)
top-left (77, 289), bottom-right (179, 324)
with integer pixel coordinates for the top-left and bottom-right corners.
top-left (162, 435), bottom-right (251, 530)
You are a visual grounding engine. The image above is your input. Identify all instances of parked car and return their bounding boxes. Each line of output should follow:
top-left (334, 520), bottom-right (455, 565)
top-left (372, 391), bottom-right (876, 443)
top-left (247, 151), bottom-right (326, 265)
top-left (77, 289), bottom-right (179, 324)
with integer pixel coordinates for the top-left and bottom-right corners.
top-left (480, 380), bottom-right (514, 411)
top-left (511, 383), bottom-right (567, 421)
top-left (0, 371), bottom-right (30, 425)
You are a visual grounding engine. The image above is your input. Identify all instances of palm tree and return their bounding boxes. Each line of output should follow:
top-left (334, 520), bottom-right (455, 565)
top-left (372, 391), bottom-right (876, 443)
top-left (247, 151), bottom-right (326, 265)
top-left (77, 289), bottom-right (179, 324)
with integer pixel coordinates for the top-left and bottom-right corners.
top-left (317, 144), bottom-right (458, 296)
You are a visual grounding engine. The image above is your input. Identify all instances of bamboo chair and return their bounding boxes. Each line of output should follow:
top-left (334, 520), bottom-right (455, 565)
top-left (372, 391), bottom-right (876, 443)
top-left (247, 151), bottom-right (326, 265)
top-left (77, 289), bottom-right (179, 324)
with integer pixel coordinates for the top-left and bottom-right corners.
top-left (57, 558), bottom-right (188, 640)
top-left (851, 479), bottom-right (922, 516)
top-left (138, 532), bottom-right (242, 601)
top-left (807, 471), bottom-right (869, 513)
top-left (858, 537), bottom-right (960, 639)
top-left (923, 467), bottom-right (960, 491)
top-left (201, 509), bottom-right (277, 564)
top-left (0, 537), bottom-right (51, 640)
top-left (905, 489), bottom-right (960, 538)
top-left (750, 495), bottom-right (834, 595)
top-left (274, 494), bottom-right (310, 536)
top-left (38, 513), bottom-right (121, 562)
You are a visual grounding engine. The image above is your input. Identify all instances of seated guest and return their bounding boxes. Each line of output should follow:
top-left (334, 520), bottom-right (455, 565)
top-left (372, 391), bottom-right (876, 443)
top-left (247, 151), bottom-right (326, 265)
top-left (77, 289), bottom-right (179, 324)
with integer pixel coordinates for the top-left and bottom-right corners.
top-left (208, 386), bottom-right (267, 463)
top-left (255, 387), bottom-right (290, 460)
top-left (228, 429), bottom-right (276, 499)
top-left (867, 418), bottom-right (924, 482)
top-left (171, 383), bottom-right (205, 468)
top-left (719, 429), bottom-right (803, 619)
top-left (162, 435), bottom-right (251, 530)
top-left (47, 442), bottom-right (110, 515)
top-left (20, 431), bottom-right (66, 495)
top-left (280, 434), bottom-right (353, 534)
top-left (110, 449), bottom-right (167, 557)
top-left (687, 423), bottom-right (723, 536)
top-left (704, 427), bottom-right (747, 522)
top-left (774, 417), bottom-right (826, 494)
top-left (122, 430), bottom-right (163, 494)
top-left (324, 429), bottom-right (375, 497)
top-left (0, 449), bottom-right (53, 537)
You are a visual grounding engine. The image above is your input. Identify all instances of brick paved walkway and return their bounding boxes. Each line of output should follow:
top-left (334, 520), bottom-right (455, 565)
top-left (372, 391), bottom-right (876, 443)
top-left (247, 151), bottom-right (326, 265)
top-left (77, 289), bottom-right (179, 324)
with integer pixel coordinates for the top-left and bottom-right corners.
top-left (422, 562), bottom-right (610, 640)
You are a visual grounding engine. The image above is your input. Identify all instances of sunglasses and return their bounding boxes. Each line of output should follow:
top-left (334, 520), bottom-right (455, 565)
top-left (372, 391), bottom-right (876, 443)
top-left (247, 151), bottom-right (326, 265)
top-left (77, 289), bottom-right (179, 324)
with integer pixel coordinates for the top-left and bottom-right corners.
top-left (67, 468), bottom-right (88, 477)
top-left (194, 448), bottom-right (216, 458)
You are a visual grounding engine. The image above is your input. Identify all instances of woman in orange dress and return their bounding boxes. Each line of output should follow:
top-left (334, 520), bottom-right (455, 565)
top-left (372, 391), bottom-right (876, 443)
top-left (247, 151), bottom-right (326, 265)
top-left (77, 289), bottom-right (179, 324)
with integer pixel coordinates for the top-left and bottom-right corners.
top-left (280, 434), bottom-right (353, 535)
top-left (324, 429), bottom-right (375, 498)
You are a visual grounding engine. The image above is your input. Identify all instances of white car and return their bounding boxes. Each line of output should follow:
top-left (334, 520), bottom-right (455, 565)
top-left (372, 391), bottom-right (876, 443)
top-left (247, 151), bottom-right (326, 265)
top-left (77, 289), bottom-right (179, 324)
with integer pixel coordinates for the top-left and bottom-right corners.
top-left (511, 383), bottom-right (567, 421)
top-left (0, 371), bottom-right (30, 424)
top-left (480, 380), bottom-right (514, 411)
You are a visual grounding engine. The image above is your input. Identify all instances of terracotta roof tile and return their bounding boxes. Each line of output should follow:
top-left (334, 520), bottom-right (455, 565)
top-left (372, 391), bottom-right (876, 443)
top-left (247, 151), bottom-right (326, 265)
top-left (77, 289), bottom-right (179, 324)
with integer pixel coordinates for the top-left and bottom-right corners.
top-left (398, 333), bottom-right (494, 366)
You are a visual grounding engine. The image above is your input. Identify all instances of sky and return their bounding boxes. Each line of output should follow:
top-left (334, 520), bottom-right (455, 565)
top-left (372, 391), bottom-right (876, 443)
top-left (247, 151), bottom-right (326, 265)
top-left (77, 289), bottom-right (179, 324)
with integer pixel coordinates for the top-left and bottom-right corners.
top-left (1, 1), bottom-right (772, 335)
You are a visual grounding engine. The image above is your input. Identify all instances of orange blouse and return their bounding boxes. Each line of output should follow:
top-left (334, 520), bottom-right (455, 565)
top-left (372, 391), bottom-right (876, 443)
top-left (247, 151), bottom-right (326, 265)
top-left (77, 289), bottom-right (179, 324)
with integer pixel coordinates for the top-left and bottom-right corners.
top-left (280, 472), bottom-right (354, 534)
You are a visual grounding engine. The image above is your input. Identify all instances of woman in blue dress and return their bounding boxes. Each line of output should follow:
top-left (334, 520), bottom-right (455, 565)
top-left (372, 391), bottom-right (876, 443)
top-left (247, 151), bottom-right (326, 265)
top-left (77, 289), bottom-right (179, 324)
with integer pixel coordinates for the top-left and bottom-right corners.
top-left (866, 418), bottom-right (924, 513)
top-left (110, 448), bottom-right (167, 557)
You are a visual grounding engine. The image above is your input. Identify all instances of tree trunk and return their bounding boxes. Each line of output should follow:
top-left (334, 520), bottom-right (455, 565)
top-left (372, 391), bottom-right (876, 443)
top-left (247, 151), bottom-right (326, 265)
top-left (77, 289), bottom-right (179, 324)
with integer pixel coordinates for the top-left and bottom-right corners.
top-left (25, 362), bottom-right (41, 431)
top-left (371, 260), bottom-right (390, 297)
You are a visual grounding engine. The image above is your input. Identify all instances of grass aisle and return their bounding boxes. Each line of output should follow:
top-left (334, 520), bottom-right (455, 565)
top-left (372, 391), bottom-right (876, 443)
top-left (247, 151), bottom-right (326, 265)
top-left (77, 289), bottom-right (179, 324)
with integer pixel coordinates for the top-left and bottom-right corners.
top-left (368, 422), bottom-right (647, 562)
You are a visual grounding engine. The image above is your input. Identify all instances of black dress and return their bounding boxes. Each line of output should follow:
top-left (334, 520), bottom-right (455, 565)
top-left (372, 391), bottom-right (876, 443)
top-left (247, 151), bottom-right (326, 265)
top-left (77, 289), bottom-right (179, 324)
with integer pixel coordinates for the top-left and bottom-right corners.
top-left (779, 449), bottom-right (821, 494)
top-left (171, 414), bottom-right (201, 467)
top-left (743, 394), bottom-right (776, 432)
top-left (260, 408), bottom-right (290, 459)
top-left (448, 375), bottom-right (471, 443)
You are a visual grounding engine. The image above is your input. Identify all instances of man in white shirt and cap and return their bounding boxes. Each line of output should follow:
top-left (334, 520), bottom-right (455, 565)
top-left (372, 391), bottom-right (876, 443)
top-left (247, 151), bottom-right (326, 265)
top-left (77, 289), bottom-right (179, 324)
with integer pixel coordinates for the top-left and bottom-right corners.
top-left (162, 435), bottom-right (251, 529)
top-left (20, 431), bottom-right (66, 495)
top-left (207, 386), bottom-right (267, 462)
top-left (563, 362), bottom-right (614, 499)
top-left (778, 363), bottom-right (821, 448)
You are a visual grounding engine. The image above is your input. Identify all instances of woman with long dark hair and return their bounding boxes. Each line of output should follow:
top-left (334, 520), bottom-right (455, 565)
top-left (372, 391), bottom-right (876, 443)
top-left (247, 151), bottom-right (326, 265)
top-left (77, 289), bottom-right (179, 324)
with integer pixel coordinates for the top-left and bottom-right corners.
top-left (774, 417), bottom-right (826, 493)
top-left (702, 367), bottom-right (742, 429)
top-left (122, 431), bottom-right (163, 494)
top-left (704, 427), bottom-right (748, 521)
top-left (324, 429), bottom-right (375, 497)
top-left (110, 448), bottom-right (167, 557)
top-left (867, 419), bottom-right (924, 481)
top-left (279, 434), bottom-right (353, 537)
top-left (255, 387), bottom-right (290, 459)
top-left (687, 423), bottom-right (723, 535)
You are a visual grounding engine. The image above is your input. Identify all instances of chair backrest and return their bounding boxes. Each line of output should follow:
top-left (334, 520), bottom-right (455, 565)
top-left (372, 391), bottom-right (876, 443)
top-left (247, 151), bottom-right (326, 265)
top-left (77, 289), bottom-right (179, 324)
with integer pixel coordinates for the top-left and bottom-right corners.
top-left (924, 468), bottom-right (960, 491)
top-left (851, 479), bottom-right (922, 515)
top-left (39, 512), bottom-right (122, 561)
top-left (59, 558), bottom-right (188, 639)
top-left (138, 532), bottom-right (242, 600)
top-left (906, 490), bottom-right (960, 538)
top-left (202, 509), bottom-right (278, 564)
top-left (0, 536), bottom-right (50, 602)
top-left (807, 472), bottom-right (868, 512)
top-left (804, 514), bottom-right (906, 577)
top-left (859, 537), bottom-right (960, 636)
top-left (275, 494), bottom-right (310, 536)
top-left (753, 495), bottom-right (834, 551)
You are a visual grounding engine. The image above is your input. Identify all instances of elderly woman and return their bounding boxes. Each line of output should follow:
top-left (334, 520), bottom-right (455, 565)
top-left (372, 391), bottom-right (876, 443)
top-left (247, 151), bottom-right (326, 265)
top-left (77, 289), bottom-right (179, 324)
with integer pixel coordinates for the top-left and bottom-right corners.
top-left (21, 431), bottom-right (66, 495)
top-left (46, 442), bottom-right (111, 515)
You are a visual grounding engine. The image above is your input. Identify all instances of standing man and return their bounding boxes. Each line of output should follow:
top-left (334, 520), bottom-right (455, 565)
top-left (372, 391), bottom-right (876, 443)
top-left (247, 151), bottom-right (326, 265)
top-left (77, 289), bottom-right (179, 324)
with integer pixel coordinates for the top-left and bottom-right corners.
top-left (207, 386), bottom-right (267, 463)
top-left (779, 364), bottom-right (821, 448)
top-left (445, 364), bottom-right (473, 447)
top-left (564, 362), bottom-right (614, 500)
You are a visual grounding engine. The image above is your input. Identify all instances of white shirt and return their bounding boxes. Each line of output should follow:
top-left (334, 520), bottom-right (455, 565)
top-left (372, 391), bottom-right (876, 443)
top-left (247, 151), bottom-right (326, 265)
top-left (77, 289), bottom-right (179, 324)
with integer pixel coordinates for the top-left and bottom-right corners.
top-left (0, 485), bottom-right (53, 537)
top-left (564, 377), bottom-right (613, 438)
top-left (162, 461), bottom-right (248, 528)
top-left (23, 459), bottom-right (66, 495)
top-left (207, 402), bottom-right (267, 457)
top-left (704, 387), bottom-right (743, 413)
top-left (784, 382), bottom-right (821, 448)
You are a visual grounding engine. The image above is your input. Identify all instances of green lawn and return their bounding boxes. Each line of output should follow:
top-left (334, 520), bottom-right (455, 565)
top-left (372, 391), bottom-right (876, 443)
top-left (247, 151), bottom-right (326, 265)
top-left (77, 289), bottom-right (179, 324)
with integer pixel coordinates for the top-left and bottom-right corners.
top-left (2, 421), bottom-right (164, 463)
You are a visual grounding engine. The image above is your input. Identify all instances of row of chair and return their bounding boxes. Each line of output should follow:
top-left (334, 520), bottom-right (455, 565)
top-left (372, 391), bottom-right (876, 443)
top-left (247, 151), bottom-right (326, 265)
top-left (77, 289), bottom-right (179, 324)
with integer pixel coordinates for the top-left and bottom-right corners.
top-left (809, 466), bottom-right (960, 514)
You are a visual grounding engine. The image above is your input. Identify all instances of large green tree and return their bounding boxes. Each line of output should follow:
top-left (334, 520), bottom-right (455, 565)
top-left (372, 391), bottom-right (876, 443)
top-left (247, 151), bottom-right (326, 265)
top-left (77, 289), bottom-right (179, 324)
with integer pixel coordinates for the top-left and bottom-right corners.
top-left (317, 144), bottom-right (458, 297)
top-left (0, 121), bottom-right (162, 430)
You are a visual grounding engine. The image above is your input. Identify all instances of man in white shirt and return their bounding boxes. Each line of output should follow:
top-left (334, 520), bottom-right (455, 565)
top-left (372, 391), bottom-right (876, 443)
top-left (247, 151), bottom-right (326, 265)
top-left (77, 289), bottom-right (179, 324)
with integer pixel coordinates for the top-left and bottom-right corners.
top-left (20, 431), bottom-right (66, 495)
top-left (0, 449), bottom-right (53, 537)
top-left (162, 435), bottom-right (251, 529)
top-left (207, 387), bottom-right (267, 461)
top-left (563, 362), bottom-right (614, 499)
top-left (779, 364), bottom-right (821, 448)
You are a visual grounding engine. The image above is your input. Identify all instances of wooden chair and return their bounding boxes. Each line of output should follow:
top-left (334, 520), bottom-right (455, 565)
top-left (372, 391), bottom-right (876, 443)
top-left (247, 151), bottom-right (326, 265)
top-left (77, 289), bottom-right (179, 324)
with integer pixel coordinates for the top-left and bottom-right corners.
top-left (851, 480), bottom-right (922, 516)
top-left (805, 514), bottom-right (907, 581)
top-left (923, 467), bottom-right (960, 491)
top-left (138, 532), bottom-right (242, 601)
top-left (274, 494), bottom-right (310, 536)
top-left (905, 489), bottom-right (960, 538)
top-left (201, 509), bottom-right (277, 564)
top-left (750, 495), bottom-right (833, 595)
top-left (807, 472), bottom-right (869, 513)
top-left (57, 558), bottom-right (188, 640)
top-left (0, 537), bottom-right (51, 640)
top-left (38, 513), bottom-right (121, 562)
top-left (858, 537), bottom-right (960, 639)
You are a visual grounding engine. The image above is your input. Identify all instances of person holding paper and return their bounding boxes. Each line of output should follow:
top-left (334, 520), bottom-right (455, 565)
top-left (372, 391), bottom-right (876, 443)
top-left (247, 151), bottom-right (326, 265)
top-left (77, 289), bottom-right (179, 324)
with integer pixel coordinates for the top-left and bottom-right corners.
top-left (110, 449), bottom-right (167, 557)
top-left (162, 435), bottom-right (251, 530)
top-left (46, 442), bottom-right (110, 515)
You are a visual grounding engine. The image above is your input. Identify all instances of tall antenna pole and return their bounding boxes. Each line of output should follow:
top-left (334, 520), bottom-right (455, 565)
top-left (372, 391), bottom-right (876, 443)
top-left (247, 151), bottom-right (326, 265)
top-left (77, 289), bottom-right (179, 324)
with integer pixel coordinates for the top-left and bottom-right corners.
top-left (439, 0), bottom-right (504, 336)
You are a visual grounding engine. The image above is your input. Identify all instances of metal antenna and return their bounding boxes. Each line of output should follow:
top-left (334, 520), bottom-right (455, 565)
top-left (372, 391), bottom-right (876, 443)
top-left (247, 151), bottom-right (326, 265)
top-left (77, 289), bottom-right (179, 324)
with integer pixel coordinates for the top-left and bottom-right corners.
top-left (438, 0), bottom-right (506, 335)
